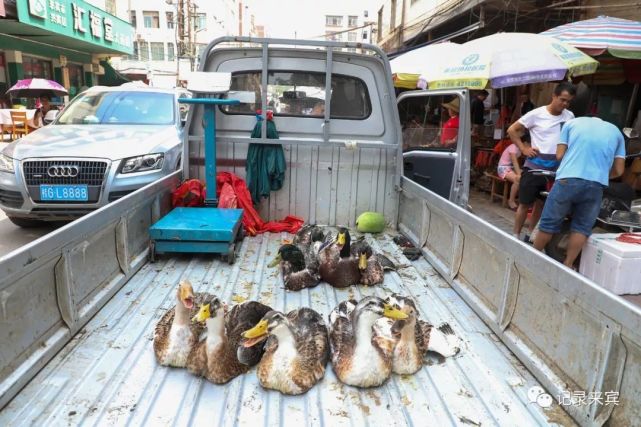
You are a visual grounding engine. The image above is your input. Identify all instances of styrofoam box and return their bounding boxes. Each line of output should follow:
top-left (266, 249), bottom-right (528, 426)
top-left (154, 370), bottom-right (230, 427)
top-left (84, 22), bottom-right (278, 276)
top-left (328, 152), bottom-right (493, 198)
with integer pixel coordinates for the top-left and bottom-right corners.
top-left (579, 233), bottom-right (641, 295)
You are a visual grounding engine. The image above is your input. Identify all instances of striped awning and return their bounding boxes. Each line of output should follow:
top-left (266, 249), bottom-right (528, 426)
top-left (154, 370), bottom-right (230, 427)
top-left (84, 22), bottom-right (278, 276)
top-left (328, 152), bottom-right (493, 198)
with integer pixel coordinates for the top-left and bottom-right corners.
top-left (541, 16), bottom-right (641, 59)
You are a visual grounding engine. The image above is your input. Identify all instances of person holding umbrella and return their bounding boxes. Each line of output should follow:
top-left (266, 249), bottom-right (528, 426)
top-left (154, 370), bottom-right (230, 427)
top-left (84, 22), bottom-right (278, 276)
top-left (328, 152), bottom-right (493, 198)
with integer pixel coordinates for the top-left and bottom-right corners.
top-left (507, 82), bottom-right (576, 243)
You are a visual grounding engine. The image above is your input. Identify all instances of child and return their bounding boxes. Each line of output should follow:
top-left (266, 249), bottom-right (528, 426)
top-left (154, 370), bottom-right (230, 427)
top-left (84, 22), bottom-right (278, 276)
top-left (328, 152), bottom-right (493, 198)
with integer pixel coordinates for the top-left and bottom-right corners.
top-left (497, 143), bottom-right (522, 209)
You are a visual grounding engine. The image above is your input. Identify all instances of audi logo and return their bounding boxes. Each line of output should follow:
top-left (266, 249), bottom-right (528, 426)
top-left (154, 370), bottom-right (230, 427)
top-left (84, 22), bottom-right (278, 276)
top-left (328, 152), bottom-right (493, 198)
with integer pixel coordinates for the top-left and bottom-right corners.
top-left (47, 165), bottom-right (80, 178)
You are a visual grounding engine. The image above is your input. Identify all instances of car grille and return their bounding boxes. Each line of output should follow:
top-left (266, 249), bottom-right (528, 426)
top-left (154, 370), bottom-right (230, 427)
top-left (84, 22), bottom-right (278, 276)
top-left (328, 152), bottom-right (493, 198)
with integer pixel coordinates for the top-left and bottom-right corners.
top-left (22, 159), bottom-right (109, 203)
top-left (23, 160), bottom-right (108, 186)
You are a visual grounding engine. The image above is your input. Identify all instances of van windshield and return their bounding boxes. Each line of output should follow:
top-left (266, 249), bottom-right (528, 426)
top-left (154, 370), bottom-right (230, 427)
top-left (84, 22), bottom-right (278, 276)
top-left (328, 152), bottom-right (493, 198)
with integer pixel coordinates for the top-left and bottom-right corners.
top-left (57, 91), bottom-right (175, 125)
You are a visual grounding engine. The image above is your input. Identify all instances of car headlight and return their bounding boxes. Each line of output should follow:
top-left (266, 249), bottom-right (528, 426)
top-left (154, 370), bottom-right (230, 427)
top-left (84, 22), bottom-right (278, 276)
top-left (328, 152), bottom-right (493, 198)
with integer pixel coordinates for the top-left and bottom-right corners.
top-left (0, 154), bottom-right (14, 173)
top-left (120, 154), bottom-right (164, 174)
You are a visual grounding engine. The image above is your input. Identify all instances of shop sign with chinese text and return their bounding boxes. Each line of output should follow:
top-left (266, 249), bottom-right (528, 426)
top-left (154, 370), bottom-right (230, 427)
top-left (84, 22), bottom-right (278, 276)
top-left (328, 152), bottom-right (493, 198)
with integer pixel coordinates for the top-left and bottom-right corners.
top-left (17, 0), bottom-right (134, 54)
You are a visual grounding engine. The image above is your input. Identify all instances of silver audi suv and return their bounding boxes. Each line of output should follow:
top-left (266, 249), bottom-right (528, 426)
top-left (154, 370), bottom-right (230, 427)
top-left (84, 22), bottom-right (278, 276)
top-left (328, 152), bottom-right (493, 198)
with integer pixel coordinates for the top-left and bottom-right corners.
top-left (0, 85), bottom-right (187, 226)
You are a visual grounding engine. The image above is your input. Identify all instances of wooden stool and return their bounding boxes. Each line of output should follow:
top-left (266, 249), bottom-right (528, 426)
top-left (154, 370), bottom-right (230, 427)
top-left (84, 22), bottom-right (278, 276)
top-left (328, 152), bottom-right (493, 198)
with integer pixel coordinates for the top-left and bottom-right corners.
top-left (485, 172), bottom-right (511, 207)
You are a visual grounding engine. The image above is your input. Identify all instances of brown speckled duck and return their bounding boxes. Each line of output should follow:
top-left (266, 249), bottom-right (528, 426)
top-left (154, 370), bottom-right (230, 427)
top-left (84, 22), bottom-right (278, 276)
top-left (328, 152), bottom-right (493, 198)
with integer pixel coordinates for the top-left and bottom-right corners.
top-left (379, 294), bottom-right (461, 375)
top-left (350, 237), bottom-right (396, 286)
top-left (268, 244), bottom-right (320, 291)
top-left (187, 298), bottom-right (272, 384)
top-left (241, 308), bottom-right (329, 395)
top-left (153, 280), bottom-right (213, 367)
top-left (318, 228), bottom-right (361, 288)
top-left (329, 296), bottom-right (408, 388)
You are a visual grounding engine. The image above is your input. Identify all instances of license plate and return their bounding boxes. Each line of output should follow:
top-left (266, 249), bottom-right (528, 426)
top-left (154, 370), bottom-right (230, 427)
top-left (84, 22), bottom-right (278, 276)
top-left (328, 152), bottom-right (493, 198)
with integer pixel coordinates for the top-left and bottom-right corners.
top-left (39, 185), bottom-right (89, 201)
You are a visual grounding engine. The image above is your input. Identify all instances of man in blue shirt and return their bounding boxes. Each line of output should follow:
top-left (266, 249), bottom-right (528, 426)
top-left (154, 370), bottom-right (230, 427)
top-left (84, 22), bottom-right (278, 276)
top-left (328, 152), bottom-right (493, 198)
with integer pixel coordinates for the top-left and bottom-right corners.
top-left (533, 117), bottom-right (626, 267)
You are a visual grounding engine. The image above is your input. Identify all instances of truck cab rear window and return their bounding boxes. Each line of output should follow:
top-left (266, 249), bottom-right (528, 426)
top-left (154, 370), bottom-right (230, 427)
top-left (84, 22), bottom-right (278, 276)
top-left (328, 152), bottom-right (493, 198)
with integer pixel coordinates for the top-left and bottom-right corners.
top-left (220, 71), bottom-right (371, 120)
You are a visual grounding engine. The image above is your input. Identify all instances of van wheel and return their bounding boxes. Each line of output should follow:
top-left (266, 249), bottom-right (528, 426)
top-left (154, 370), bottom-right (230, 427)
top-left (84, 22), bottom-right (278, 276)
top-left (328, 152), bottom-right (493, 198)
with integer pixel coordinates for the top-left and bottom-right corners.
top-left (7, 216), bottom-right (47, 228)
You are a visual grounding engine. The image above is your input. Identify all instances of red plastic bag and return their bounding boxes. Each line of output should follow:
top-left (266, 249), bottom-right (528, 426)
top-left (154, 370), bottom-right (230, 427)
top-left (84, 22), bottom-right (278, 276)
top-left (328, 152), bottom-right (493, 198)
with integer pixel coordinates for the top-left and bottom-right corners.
top-left (172, 179), bottom-right (205, 208)
top-left (218, 182), bottom-right (237, 209)
top-left (216, 171), bottom-right (304, 236)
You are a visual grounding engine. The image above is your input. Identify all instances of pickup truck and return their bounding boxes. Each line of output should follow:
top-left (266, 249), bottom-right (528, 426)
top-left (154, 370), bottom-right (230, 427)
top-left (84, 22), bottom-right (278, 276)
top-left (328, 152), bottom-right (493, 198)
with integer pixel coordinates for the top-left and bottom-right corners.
top-left (1, 37), bottom-right (639, 427)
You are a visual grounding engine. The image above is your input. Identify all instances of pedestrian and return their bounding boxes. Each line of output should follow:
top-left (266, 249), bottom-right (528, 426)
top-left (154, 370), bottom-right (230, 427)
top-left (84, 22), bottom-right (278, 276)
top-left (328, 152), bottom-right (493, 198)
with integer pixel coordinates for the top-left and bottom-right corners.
top-left (471, 90), bottom-right (489, 139)
top-left (439, 97), bottom-right (460, 148)
top-left (512, 92), bottom-right (535, 123)
top-left (533, 117), bottom-right (625, 267)
top-left (497, 143), bottom-right (522, 209)
top-left (506, 82), bottom-right (576, 242)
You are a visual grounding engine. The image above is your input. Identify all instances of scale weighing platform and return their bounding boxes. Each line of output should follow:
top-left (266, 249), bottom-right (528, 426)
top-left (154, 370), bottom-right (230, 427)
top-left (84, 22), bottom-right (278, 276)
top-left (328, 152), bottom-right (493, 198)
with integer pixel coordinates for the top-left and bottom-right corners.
top-left (149, 88), bottom-right (244, 264)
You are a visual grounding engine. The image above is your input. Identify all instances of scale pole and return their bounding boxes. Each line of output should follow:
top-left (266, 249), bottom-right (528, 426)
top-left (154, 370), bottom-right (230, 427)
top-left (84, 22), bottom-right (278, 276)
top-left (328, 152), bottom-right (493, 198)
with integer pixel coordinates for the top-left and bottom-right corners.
top-left (177, 97), bottom-right (239, 207)
top-left (203, 104), bottom-right (217, 207)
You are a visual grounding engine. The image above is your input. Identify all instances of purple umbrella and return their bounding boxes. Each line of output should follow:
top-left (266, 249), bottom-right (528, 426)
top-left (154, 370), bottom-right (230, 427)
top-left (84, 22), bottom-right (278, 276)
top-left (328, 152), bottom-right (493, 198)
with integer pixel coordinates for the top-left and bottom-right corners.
top-left (6, 78), bottom-right (68, 98)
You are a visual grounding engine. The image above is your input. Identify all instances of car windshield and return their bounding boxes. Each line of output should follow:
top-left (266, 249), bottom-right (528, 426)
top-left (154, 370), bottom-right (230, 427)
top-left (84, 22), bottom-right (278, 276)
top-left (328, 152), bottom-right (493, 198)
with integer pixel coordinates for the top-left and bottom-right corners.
top-left (56, 91), bottom-right (175, 125)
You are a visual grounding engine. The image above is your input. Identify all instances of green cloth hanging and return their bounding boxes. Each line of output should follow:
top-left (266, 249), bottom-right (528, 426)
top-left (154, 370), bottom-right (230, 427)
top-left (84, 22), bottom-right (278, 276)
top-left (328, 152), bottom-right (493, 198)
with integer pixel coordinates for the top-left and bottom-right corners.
top-left (246, 113), bottom-right (286, 204)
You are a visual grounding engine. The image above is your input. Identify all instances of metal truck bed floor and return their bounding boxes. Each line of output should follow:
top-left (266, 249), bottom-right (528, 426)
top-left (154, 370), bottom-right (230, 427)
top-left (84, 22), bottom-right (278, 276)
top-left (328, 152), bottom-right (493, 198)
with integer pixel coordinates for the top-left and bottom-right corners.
top-left (1, 232), bottom-right (576, 427)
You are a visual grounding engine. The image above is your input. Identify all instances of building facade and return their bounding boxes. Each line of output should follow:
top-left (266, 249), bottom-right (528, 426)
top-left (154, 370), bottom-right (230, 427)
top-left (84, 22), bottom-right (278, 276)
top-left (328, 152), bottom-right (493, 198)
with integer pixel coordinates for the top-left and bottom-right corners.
top-left (110, 0), bottom-right (242, 87)
top-left (323, 3), bottom-right (377, 51)
top-left (0, 0), bottom-right (134, 99)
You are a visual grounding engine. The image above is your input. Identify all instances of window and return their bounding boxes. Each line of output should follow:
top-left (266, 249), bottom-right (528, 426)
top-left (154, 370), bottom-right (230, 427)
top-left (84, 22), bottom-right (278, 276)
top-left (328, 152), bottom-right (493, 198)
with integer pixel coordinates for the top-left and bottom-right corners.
top-left (221, 71), bottom-right (372, 120)
top-left (150, 42), bottom-right (164, 61)
top-left (57, 91), bottom-right (175, 125)
top-left (129, 10), bottom-right (136, 27)
top-left (143, 11), bottom-right (159, 28)
top-left (67, 63), bottom-right (85, 97)
top-left (196, 44), bottom-right (207, 60)
top-left (194, 13), bottom-right (206, 31)
top-left (132, 42), bottom-right (139, 60)
top-left (348, 16), bottom-right (358, 27)
top-left (166, 11), bottom-right (174, 29)
top-left (348, 32), bottom-right (357, 42)
top-left (167, 42), bottom-right (175, 61)
top-left (138, 41), bottom-right (149, 61)
top-left (398, 94), bottom-right (460, 152)
top-left (325, 15), bottom-right (342, 27)
top-left (105, 0), bottom-right (115, 15)
top-left (22, 56), bottom-right (53, 79)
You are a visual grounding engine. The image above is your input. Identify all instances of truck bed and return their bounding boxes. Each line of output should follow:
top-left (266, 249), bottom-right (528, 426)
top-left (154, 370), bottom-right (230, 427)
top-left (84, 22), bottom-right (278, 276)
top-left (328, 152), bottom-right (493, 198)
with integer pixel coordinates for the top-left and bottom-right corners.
top-left (0, 231), bottom-right (575, 426)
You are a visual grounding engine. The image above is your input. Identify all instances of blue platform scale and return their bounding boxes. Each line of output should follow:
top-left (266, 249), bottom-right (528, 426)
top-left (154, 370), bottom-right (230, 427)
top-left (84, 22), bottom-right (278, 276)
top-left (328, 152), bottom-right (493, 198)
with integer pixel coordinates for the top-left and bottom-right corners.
top-left (149, 97), bottom-right (243, 264)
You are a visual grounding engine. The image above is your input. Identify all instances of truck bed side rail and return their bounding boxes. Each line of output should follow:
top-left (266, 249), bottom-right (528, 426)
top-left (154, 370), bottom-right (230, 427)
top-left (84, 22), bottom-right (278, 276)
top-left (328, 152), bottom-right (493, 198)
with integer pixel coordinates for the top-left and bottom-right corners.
top-left (0, 172), bottom-right (181, 409)
top-left (399, 176), bottom-right (641, 427)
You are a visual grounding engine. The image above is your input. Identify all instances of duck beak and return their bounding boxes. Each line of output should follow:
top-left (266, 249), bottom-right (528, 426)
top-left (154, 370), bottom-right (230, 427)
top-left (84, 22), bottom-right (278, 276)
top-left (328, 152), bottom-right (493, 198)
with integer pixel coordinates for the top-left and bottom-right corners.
top-left (243, 319), bottom-right (268, 339)
top-left (267, 253), bottom-right (282, 268)
top-left (242, 319), bottom-right (269, 347)
top-left (358, 252), bottom-right (368, 270)
top-left (191, 303), bottom-right (211, 323)
top-left (337, 232), bottom-right (346, 247)
top-left (383, 303), bottom-right (409, 320)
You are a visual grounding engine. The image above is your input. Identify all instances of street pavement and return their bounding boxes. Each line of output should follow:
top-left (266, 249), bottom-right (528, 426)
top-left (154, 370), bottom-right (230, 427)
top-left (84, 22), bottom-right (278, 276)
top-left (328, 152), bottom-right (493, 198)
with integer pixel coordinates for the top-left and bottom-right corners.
top-left (0, 141), bottom-right (58, 257)
top-left (0, 209), bottom-right (58, 257)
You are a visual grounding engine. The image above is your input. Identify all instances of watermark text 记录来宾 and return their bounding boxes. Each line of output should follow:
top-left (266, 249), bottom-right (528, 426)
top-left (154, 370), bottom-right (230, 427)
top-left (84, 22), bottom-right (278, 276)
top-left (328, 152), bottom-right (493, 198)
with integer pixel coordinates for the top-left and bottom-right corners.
top-left (528, 386), bottom-right (620, 408)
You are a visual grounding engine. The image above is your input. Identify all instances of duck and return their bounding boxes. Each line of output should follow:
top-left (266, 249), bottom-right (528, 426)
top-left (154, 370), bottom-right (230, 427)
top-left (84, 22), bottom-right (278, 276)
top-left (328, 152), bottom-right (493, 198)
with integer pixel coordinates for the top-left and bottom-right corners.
top-left (328, 296), bottom-right (408, 388)
top-left (292, 224), bottom-right (326, 265)
top-left (153, 280), bottom-right (214, 367)
top-left (318, 227), bottom-right (361, 288)
top-left (379, 294), bottom-right (461, 375)
top-left (187, 298), bottom-right (273, 384)
top-left (350, 237), bottom-right (396, 286)
top-left (268, 244), bottom-right (321, 291)
top-left (241, 307), bottom-right (329, 395)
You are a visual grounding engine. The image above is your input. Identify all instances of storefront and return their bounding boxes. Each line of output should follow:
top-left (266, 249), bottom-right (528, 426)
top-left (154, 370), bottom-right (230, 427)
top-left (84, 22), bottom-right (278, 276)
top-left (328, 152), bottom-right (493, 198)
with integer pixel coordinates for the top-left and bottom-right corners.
top-left (0, 0), bottom-right (133, 99)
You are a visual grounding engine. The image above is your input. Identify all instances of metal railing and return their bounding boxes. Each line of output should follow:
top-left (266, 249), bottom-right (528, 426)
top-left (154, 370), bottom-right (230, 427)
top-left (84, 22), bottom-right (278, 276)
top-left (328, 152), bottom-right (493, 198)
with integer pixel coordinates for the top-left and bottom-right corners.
top-left (0, 171), bottom-right (181, 409)
top-left (398, 176), bottom-right (641, 427)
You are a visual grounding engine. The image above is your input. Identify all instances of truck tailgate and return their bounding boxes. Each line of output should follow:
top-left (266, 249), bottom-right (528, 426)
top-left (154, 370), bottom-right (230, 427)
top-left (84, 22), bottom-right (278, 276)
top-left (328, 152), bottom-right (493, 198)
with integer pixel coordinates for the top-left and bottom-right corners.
top-left (0, 232), bottom-right (575, 426)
